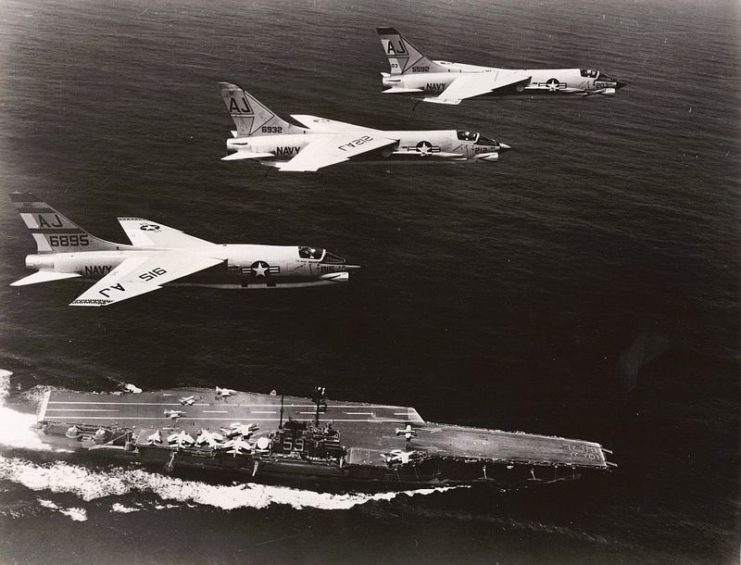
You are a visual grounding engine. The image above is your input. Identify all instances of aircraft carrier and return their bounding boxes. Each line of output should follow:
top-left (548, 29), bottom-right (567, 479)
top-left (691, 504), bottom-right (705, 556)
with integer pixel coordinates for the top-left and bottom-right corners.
top-left (34, 387), bottom-right (614, 489)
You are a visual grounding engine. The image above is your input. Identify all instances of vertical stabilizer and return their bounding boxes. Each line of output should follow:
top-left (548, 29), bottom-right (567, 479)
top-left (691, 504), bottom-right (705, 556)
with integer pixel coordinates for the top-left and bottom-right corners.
top-left (11, 192), bottom-right (118, 253)
top-left (218, 82), bottom-right (303, 137)
top-left (376, 27), bottom-right (448, 75)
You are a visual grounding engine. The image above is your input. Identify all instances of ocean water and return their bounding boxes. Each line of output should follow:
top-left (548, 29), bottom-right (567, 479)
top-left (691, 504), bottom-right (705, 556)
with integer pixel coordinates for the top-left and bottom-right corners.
top-left (0, 0), bottom-right (738, 563)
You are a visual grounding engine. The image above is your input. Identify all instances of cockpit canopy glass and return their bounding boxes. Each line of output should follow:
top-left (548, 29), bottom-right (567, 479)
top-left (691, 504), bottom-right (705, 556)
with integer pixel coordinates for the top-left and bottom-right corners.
top-left (321, 251), bottom-right (346, 265)
top-left (475, 135), bottom-right (497, 146)
top-left (580, 69), bottom-right (599, 78)
top-left (596, 72), bottom-right (615, 82)
top-left (457, 130), bottom-right (479, 142)
top-left (298, 246), bottom-right (324, 260)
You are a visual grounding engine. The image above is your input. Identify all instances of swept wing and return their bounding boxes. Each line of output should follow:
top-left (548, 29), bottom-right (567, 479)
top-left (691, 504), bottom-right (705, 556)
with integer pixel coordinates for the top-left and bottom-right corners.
top-left (290, 115), bottom-right (377, 134)
top-left (69, 251), bottom-right (224, 307)
top-left (275, 133), bottom-right (398, 172)
top-left (427, 71), bottom-right (531, 105)
top-left (117, 218), bottom-right (217, 249)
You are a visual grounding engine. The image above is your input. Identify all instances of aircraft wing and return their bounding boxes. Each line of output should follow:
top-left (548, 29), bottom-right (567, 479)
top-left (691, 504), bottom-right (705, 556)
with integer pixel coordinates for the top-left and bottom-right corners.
top-left (427, 71), bottom-right (531, 104)
top-left (275, 133), bottom-right (398, 172)
top-left (117, 218), bottom-right (217, 249)
top-left (290, 115), bottom-right (378, 134)
top-left (69, 251), bottom-right (224, 307)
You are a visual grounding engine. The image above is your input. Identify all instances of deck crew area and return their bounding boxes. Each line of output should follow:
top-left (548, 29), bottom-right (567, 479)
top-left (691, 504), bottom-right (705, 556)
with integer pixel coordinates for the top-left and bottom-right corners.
top-left (37, 388), bottom-right (610, 470)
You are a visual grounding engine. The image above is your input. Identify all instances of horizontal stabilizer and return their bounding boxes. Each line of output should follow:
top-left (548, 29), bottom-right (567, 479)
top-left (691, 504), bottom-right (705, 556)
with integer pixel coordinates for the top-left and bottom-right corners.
top-left (423, 97), bottom-right (462, 105)
top-left (382, 87), bottom-right (424, 95)
top-left (11, 271), bottom-right (81, 287)
top-left (221, 152), bottom-right (275, 161)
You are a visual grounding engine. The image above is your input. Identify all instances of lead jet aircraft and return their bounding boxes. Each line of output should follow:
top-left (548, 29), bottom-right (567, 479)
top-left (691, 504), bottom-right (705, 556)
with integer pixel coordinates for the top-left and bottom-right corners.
top-left (377, 27), bottom-right (626, 105)
top-left (218, 82), bottom-right (510, 172)
top-left (10, 193), bottom-right (359, 307)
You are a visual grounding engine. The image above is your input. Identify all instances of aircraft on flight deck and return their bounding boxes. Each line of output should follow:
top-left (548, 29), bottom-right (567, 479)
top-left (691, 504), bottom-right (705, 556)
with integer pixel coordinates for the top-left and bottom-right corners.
top-left (218, 82), bottom-right (510, 172)
top-left (167, 430), bottom-right (195, 448)
top-left (215, 386), bottom-right (236, 399)
top-left (376, 27), bottom-right (626, 105)
top-left (196, 429), bottom-right (225, 448)
top-left (10, 193), bottom-right (360, 307)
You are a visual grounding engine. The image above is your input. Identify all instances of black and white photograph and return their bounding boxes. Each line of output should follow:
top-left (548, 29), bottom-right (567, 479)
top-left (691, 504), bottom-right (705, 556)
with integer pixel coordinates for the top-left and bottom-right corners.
top-left (0, 0), bottom-right (738, 563)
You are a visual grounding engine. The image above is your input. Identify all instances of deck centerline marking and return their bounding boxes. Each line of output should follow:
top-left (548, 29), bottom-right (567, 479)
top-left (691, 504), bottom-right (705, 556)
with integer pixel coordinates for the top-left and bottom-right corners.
top-left (46, 409), bottom-right (120, 412)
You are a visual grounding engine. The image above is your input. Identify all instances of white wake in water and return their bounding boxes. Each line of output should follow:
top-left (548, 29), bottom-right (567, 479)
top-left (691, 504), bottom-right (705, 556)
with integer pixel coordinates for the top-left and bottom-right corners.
top-left (0, 454), bottom-right (457, 511)
top-left (0, 369), bottom-right (463, 511)
top-left (0, 370), bottom-right (57, 452)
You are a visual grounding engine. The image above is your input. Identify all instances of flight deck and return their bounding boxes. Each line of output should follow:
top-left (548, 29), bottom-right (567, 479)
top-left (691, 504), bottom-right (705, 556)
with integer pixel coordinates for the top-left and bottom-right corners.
top-left (38, 388), bottom-right (609, 472)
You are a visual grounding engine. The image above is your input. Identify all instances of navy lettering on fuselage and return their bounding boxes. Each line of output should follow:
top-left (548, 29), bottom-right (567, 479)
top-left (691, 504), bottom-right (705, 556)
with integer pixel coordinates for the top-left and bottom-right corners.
top-left (276, 146), bottom-right (301, 157)
top-left (38, 214), bottom-right (63, 228)
top-left (84, 265), bottom-right (113, 277)
top-left (426, 82), bottom-right (445, 92)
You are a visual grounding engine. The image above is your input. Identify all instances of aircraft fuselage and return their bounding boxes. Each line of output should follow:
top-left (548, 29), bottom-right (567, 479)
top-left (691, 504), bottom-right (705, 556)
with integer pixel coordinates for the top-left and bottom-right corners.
top-left (383, 64), bottom-right (623, 98)
top-left (226, 130), bottom-right (506, 166)
top-left (24, 245), bottom-right (358, 290)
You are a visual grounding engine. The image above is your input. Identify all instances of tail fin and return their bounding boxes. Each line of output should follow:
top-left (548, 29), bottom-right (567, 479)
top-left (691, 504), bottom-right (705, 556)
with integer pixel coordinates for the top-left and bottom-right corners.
top-left (376, 27), bottom-right (447, 75)
top-left (218, 82), bottom-right (303, 137)
top-left (11, 192), bottom-right (118, 253)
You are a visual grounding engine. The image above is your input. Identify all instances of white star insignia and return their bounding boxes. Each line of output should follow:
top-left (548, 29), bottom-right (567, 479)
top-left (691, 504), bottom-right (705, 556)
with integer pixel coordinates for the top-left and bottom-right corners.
top-left (253, 262), bottom-right (268, 277)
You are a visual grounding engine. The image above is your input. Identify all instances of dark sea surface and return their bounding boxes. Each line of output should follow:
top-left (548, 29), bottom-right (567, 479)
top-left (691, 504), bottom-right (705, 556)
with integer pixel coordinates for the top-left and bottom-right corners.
top-left (0, 0), bottom-right (739, 563)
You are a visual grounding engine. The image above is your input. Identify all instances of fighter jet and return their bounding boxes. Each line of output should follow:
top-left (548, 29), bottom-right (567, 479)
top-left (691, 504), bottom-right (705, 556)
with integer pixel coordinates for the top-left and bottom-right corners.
top-left (381, 449), bottom-right (423, 465)
top-left (395, 424), bottom-right (417, 441)
top-left (146, 430), bottom-right (162, 445)
top-left (223, 437), bottom-right (253, 456)
top-left (10, 193), bottom-right (360, 307)
top-left (178, 395), bottom-right (196, 406)
top-left (167, 430), bottom-right (195, 448)
top-left (164, 410), bottom-right (185, 421)
top-left (220, 422), bottom-right (259, 439)
top-left (377, 27), bottom-right (626, 105)
top-left (195, 429), bottom-right (225, 448)
top-left (218, 82), bottom-right (510, 172)
top-left (215, 387), bottom-right (236, 399)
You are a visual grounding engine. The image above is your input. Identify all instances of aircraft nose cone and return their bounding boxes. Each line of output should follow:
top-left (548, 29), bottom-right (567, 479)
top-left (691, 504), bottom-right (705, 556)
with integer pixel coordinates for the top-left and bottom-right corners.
top-left (498, 143), bottom-right (512, 154)
top-left (615, 80), bottom-right (627, 90)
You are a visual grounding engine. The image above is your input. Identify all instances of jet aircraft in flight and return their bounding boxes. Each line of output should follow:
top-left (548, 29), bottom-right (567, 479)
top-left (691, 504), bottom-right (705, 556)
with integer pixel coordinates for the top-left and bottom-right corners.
top-left (218, 82), bottom-right (510, 172)
top-left (10, 193), bottom-right (359, 307)
top-left (377, 27), bottom-right (625, 105)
